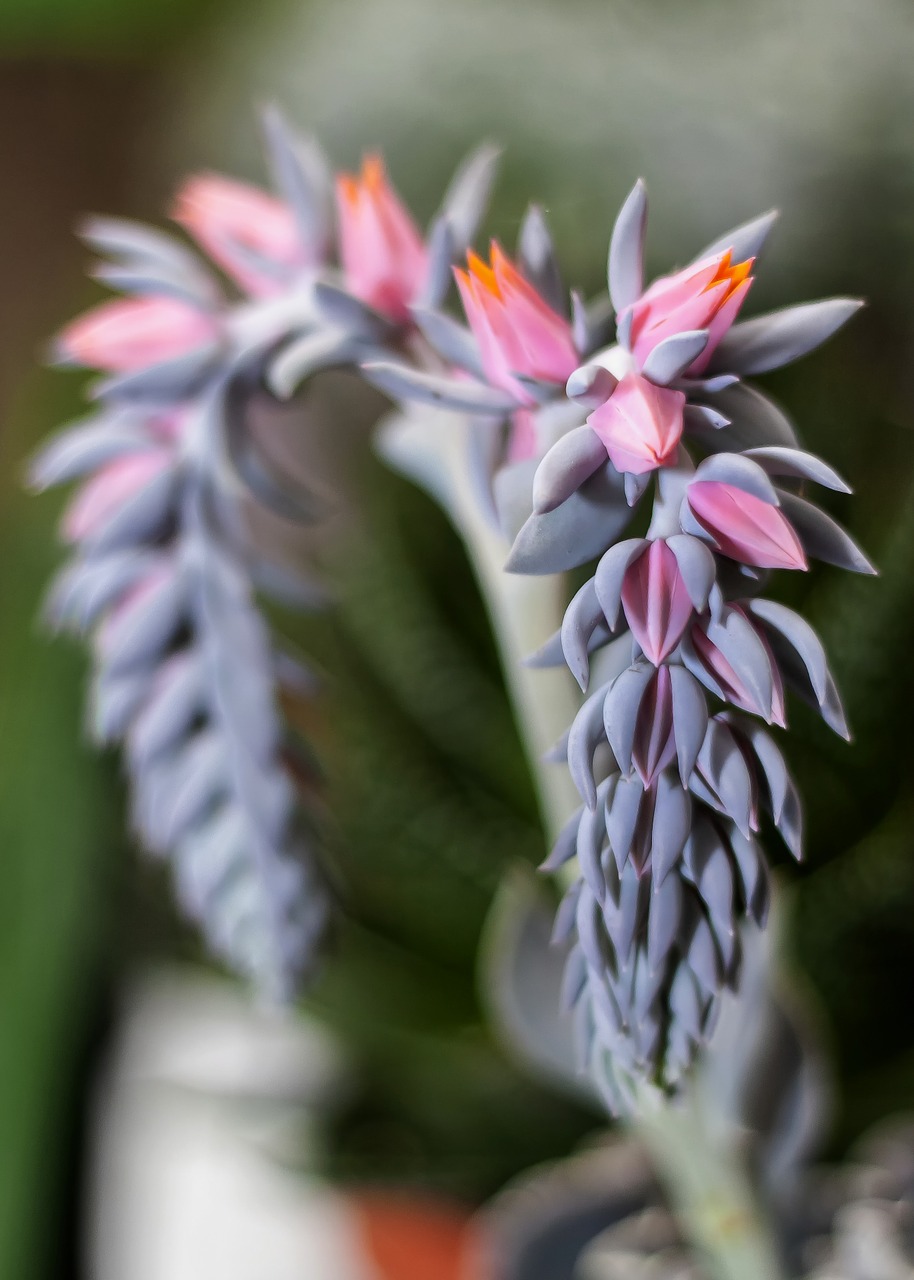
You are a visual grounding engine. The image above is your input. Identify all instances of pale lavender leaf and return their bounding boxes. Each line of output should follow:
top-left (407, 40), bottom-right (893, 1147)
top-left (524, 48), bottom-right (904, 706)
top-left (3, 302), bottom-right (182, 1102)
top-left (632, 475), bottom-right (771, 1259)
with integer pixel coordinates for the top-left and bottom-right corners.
top-left (518, 204), bottom-right (565, 315)
top-left (776, 491), bottom-right (876, 575)
top-left (743, 447), bottom-right (851, 494)
top-left (709, 299), bottom-right (863, 375)
top-left (505, 461), bottom-right (632, 575)
top-left (608, 180), bottom-right (647, 315)
top-left (532, 426), bottom-right (608, 515)
top-left (640, 330), bottom-right (709, 386)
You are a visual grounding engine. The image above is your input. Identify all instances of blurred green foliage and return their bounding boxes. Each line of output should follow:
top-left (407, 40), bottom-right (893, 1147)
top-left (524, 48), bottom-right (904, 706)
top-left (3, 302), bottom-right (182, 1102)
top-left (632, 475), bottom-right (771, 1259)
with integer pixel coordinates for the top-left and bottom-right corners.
top-left (0, 0), bottom-right (228, 57)
top-left (282, 458), bottom-right (603, 1194)
top-left (0, 377), bottom-right (126, 1279)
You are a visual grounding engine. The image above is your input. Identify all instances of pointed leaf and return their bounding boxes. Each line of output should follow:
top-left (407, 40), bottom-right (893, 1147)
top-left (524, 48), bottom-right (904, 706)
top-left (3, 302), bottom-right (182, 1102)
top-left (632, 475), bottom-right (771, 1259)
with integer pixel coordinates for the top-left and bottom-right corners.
top-left (777, 491), bottom-right (876, 574)
top-left (640, 330), bottom-right (710, 385)
top-left (411, 305), bottom-right (484, 378)
top-left (694, 209), bottom-right (778, 265)
top-left (505, 460), bottom-right (633, 575)
top-left (518, 205), bottom-right (564, 315)
top-left (608, 180), bottom-right (647, 314)
top-left (439, 142), bottom-right (501, 250)
top-left (710, 298), bottom-right (863, 375)
top-left (533, 425), bottom-right (608, 514)
top-left (362, 361), bottom-right (516, 414)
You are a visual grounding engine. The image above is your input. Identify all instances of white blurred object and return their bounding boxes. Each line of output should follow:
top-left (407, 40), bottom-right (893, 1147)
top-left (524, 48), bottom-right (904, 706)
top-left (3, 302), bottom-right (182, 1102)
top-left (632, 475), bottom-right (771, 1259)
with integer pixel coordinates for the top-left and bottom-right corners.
top-left (86, 967), bottom-right (376, 1280)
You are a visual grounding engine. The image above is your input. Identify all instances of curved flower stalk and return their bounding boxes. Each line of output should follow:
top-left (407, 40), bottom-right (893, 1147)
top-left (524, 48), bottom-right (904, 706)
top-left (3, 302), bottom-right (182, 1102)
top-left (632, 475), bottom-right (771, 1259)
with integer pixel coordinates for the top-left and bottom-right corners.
top-left (30, 112), bottom-right (341, 1000)
top-left (520, 186), bottom-right (872, 1110)
top-left (264, 149), bottom-right (593, 838)
top-left (378, 177), bottom-right (872, 1110)
top-left (33, 113), bottom-right (506, 993)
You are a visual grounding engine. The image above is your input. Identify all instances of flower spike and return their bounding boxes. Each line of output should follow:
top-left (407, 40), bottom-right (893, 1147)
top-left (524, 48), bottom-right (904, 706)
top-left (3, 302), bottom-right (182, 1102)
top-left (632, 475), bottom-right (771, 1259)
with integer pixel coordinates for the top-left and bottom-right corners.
top-left (33, 129), bottom-right (872, 1115)
top-left (35, 130), bottom-right (337, 1000)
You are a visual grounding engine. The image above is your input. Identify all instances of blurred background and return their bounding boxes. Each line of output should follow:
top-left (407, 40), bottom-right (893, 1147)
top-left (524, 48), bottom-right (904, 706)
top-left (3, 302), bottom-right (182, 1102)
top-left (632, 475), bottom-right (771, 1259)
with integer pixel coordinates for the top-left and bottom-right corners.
top-left (2, 0), bottom-right (914, 1276)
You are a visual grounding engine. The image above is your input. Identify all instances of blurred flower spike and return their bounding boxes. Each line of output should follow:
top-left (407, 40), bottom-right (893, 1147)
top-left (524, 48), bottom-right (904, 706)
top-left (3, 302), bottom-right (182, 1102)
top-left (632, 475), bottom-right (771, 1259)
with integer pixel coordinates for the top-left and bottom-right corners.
top-left (32, 109), bottom-right (342, 1003)
top-left (336, 154), bottom-right (428, 322)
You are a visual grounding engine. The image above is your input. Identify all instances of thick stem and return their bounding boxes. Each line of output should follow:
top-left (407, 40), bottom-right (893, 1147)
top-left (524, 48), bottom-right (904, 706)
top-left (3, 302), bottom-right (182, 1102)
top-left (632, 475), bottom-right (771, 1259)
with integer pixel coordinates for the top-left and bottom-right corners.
top-left (377, 408), bottom-right (580, 841)
top-left (379, 407), bottom-right (785, 1280)
top-left (632, 1087), bottom-right (785, 1280)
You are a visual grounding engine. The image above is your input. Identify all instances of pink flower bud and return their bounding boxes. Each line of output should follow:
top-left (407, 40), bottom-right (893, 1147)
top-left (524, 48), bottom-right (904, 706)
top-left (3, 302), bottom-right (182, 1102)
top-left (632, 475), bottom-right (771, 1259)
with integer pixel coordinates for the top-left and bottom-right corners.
top-left (691, 615), bottom-right (787, 726)
top-left (686, 481), bottom-right (807, 570)
top-left (454, 242), bottom-right (578, 403)
top-left (172, 173), bottom-right (305, 297)
top-left (622, 541), bottom-right (694, 664)
top-left (633, 665), bottom-right (677, 787)
top-left (62, 451), bottom-right (172, 543)
top-left (587, 372), bottom-right (685, 475)
top-left (624, 250), bottom-right (753, 375)
top-left (58, 297), bottom-right (217, 372)
top-left (335, 155), bottom-right (427, 323)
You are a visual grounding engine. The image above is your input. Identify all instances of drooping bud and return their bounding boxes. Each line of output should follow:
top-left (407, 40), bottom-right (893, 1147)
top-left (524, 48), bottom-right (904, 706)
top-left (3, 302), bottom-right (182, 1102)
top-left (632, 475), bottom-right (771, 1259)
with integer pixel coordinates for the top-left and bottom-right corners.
top-left (587, 372), bottom-right (685, 475)
top-left (336, 154), bottom-right (427, 322)
top-left (685, 480), bottom-right (807, 570)
top-left (57, 297), bottom-right (218, 372)
top-left (454, 242), bottom-right (578, 403)
top-left (172, 173), bottom-right (305, 297)
top-left (623, 250), bottom-right (754, 375)
top-left (621, 540), bottom-right (695, 664)
top-left (686, 608), bottom-right (787, 727)
top-left (61, 451), bottom-right (174, 543)
top-left (632, 665), bottom-right (677, 787)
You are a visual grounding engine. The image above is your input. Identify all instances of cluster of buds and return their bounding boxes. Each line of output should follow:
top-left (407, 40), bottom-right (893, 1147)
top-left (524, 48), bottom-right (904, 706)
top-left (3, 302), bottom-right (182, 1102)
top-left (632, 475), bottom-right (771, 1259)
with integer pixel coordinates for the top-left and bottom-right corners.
top-left (389, 182), bottom-right (870, 1107)
top-left (34, 112), bottom-right (871, 1105)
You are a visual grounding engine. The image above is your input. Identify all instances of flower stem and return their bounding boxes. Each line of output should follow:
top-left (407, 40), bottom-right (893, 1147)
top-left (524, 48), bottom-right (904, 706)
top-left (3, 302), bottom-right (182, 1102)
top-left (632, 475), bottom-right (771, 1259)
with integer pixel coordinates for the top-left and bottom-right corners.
top-left (632, 1085), bottom-right (785, 1280)
top-left (379, 408), bottom-right (784, 1280)
top-left (376, 408), bottom-right (580, 841)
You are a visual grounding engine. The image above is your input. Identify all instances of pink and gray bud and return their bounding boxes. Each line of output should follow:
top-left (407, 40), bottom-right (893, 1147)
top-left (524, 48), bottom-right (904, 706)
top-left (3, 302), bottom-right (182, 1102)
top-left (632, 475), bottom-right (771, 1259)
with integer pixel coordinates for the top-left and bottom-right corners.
top-left (172, 173), bottom-right (306, 297)
top-left (622, 251), bottom-right (754, 374)
top-left (61, 449), bottom-right (174, 544)
top-left (686, 608), bottom-right (787, 727)
top-left (685, 479), bottom-right (807, 570)
top-left (621, 540), bottom-right (696, 664)
top-left (57, 296), bottom-right (217, 372)
top-left (587, 371), bottom-right (685, 475)
top-left (631, 665), bottom-right (677, 786)
top-left (335, 155), bottom-right (428, 323)
top-left (454, 242), bottom-right (578, 404)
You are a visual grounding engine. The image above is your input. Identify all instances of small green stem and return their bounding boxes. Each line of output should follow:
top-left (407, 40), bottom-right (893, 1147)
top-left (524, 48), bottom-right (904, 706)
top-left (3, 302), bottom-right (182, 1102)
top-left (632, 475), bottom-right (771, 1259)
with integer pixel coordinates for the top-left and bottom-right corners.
top-left (632, 1085), bottom-right (785, 1280)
